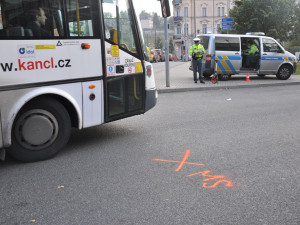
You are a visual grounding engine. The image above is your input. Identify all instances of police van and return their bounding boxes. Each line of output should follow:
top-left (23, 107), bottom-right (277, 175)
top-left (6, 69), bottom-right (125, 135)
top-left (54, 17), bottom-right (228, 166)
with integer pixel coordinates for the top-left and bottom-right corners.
top-left (198, 33), bottom-right (297, 81)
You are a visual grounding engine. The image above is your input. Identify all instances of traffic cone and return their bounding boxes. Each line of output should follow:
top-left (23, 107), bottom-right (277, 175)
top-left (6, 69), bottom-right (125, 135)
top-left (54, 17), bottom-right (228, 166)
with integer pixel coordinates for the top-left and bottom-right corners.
top-left (245, 72), bottom-right (251, 82)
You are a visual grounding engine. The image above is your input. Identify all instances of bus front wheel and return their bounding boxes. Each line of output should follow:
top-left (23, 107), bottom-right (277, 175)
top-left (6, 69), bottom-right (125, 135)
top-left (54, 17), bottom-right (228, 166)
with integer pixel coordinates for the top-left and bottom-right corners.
top-left (8, 97), bottom-right (71, 162)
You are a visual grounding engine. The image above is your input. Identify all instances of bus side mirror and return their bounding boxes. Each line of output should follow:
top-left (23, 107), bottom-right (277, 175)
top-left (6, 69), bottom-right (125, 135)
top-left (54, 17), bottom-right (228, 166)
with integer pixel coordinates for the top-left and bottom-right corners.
top-left (160, 0), bottom-right (171, 18)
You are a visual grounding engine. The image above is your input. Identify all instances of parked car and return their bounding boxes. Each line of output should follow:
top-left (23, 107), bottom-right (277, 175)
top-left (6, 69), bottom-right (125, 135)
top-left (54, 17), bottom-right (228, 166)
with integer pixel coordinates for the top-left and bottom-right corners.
top-left (152, 49), bottom-right (165, 62)
top-left (169, 53), bottom-right (173, 61)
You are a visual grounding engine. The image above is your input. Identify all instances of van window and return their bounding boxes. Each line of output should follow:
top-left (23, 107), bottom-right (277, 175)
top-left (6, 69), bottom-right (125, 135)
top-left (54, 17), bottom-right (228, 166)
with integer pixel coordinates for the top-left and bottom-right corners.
top-left (262, 38), bottom-right (283, 53)
top-left (199, 36), bottom-right (209, 50)
top-left (215, 37), bottom-right (240, 51)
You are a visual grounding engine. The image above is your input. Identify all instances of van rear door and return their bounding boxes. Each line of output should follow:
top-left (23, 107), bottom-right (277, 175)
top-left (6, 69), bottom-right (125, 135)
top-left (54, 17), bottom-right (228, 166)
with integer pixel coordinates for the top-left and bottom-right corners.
top-left (214, 36), bottom-right (241, 75)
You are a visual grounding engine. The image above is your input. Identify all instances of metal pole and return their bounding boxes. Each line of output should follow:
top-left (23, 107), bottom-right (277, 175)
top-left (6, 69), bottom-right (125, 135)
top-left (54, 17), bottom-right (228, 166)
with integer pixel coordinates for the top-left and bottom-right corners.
top-left (184, 15), bottom-right (187, 62)
top-left (213, 0), bottom-right (214, 33)
top-left (164, 18), bottom-right (170, 87)
top-left (194, 0), bottom-right (196, 37)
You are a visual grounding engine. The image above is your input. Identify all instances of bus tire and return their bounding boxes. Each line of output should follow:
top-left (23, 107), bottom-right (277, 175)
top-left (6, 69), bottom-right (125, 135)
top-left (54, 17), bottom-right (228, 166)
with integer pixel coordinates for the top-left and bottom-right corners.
top-left (8, 97), bottom-right (71, 162)
top-left (218, 74), bottom-right (231, 81)
top-left (276, 65), bottom-right (292, 80)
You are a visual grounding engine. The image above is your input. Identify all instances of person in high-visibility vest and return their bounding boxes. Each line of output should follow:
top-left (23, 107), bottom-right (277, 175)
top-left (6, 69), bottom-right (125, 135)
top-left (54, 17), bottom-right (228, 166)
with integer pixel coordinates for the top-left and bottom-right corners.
top-left (246, 40), bottom-right (259, 68)
top-left (189, 38), bottom-right (206, 83)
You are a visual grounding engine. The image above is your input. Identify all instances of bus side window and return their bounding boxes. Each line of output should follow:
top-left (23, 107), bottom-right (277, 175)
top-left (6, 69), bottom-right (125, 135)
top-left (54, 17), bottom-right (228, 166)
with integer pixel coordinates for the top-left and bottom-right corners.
top-left (66, 0), bottom-right (95, 37)
top-left (0, 0), bottom-right (64, 39)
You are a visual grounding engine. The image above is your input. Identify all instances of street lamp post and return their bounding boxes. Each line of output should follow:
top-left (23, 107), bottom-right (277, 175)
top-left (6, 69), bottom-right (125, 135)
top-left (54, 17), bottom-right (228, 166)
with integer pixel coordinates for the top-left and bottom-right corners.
top-left (213, 0), bottom-right (215, 33)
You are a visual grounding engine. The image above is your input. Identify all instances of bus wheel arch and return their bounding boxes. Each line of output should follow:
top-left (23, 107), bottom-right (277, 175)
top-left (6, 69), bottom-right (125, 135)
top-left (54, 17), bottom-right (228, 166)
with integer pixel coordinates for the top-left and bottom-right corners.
top-left (8, 96), bottom-right (72, 162)
top-left (276, 64), bottom-right (293, 80)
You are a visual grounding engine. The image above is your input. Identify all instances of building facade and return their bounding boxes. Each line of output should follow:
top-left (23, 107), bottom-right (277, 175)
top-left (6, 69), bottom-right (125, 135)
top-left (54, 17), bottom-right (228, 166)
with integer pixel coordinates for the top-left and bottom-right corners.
top-left (172, 0), bottom-right (234, 59)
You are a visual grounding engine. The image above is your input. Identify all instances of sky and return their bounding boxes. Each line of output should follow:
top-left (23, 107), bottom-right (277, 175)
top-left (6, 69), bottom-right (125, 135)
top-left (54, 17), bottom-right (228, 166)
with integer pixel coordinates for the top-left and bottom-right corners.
top-left (132, 0), bottom-right (173, 16)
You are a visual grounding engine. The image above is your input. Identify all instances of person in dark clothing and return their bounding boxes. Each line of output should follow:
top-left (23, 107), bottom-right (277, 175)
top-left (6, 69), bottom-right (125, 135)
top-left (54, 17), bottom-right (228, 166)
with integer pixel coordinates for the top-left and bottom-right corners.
top-left (26, 8), bottom-right (50, 38)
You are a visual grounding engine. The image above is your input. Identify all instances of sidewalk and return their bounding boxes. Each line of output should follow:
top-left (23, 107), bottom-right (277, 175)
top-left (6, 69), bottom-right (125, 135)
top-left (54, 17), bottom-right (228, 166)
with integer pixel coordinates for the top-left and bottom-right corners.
top-left (154, 61), bottom-right (300, 93)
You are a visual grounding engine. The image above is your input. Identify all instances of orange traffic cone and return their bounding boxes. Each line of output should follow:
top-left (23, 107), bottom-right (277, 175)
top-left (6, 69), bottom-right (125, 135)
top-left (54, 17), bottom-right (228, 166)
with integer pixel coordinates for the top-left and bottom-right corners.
top-left (245, 72), bottom-right (251, 82)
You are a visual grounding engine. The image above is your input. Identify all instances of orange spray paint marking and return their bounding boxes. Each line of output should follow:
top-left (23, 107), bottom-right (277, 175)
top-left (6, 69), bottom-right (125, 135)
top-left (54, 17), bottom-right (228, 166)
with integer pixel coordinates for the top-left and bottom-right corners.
top-left (188, 170), bottom-right (226, 180)
top-left (152, 150), bottom-right (234, 189)
top-left (152, 158), bottom-right (205, 167)
top-left (175, 149), bottom-right (190, 172)
top-left (203, 180), bottom-right (234, 188)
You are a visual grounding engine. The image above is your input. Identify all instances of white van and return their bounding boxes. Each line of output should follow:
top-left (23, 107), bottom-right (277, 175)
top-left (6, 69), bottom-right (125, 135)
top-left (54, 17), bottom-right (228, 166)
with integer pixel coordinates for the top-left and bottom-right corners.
top-left (198, 33), bottom-right (297, 81)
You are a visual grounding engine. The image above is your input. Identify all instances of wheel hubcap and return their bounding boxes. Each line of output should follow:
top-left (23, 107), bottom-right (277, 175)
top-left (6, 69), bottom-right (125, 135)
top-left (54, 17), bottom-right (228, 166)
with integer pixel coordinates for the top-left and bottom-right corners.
top-left (15, 109), bottom-right (59, 150)
top-left (280, 68), bottom-right (289, 78)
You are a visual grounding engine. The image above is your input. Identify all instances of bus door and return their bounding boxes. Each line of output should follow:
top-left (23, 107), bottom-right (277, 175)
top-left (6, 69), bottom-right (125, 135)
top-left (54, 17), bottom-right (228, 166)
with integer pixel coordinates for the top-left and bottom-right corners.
top-left (102, 0), bottom-right (144, 121)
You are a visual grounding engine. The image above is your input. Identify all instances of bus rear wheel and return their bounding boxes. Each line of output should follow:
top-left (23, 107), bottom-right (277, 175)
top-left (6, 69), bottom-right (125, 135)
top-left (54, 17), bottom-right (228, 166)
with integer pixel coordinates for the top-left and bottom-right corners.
top-left (8, 97), bottom-right (71, 162)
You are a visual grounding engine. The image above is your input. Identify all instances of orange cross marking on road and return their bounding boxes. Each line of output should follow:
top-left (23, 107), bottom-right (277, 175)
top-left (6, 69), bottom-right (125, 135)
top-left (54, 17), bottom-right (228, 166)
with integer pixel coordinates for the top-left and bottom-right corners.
top-left (153, 149), bottom-right (234, 189)
top-left (152, 149), bottom-right (205, 171)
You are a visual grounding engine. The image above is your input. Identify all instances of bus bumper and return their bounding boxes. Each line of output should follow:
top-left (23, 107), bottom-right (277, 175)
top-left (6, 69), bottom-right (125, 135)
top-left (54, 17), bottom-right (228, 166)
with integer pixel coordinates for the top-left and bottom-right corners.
top-left (145, 88), bottom-right (157, 112)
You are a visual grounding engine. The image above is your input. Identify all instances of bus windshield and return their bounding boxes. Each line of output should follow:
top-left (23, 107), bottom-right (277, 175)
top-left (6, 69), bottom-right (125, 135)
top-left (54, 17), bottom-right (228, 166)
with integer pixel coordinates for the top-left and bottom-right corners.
top-left (102, 0), bottom-right (148, 61)
top-left (132, 0), bottom-right (149, 61)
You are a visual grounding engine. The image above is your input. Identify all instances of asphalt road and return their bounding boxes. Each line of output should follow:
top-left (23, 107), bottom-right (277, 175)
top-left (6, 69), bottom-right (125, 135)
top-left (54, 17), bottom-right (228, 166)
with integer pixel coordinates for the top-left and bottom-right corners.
top-left (1, 85), bottom-right (300, 225)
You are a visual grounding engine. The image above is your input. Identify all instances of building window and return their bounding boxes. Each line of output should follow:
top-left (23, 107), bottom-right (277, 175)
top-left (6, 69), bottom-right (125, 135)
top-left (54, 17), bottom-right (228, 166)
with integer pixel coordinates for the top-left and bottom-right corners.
top-left (184, 23), bottom-right (188, 35)
top-left (202, 24), bottom-right (207, 34)
top-left (176, 8), bottom-right (181, 17)
top-left (202, 7), bottom-right (206, 17)
top-left (218, 7), bottom-right (225, 17)
top-left (184, 7), bottom-right (188, 17)
top-left (177, 24), bottom-right (181, 35)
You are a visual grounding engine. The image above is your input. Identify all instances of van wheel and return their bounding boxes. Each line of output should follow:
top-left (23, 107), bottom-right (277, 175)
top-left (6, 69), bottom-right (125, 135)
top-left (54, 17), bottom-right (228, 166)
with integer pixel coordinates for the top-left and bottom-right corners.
top-left (218, 74), bottom-right (231, 81)
top-left (203, 73), bottom-right (211, 78)
top-left (8, 97), bottom-right (71, 162)
top-left (276, 65), bottom-right (292, 80)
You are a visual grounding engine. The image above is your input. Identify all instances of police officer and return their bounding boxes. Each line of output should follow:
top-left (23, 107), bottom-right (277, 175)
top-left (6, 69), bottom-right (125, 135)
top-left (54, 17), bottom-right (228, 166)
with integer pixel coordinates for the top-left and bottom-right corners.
top-left (246, 40), bottom-right (259, 68)
top-left (189, 38), bottom-right (206, 83)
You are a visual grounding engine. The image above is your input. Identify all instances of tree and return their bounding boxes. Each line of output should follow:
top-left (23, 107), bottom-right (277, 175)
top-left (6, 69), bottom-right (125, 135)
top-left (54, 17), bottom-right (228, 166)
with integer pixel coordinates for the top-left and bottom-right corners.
top-left (169, 38), bottom-right (174, 53)
top-left (139, 10), bottom-right (151, 20)
top-left (155, 36), bottom-right (163, 49)
top-left (230, 0), bottom-right (298, 42)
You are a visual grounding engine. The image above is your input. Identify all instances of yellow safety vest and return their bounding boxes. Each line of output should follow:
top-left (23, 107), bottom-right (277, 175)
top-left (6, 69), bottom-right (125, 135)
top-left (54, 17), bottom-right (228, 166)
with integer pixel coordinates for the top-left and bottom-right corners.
top-left (189, 44), bottom-right (205, 59)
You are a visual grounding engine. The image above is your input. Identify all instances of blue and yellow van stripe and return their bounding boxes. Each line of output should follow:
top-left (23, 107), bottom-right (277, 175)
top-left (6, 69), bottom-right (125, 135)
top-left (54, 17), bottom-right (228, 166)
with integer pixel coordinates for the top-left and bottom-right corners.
top-left (214, 55), bottom-right (241, 74)
top-left (261, 56), bottom-right (295, 65)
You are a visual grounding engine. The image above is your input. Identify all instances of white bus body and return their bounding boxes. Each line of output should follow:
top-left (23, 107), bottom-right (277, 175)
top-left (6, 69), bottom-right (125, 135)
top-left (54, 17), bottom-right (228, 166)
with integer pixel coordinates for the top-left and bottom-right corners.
top-left (0, 0), bottom-right (161, 162)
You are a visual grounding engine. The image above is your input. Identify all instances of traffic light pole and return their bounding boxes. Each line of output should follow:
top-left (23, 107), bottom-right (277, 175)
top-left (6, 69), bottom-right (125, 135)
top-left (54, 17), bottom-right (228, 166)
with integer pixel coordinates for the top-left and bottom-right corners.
top-left (164, 17), bottom-right (170, 87)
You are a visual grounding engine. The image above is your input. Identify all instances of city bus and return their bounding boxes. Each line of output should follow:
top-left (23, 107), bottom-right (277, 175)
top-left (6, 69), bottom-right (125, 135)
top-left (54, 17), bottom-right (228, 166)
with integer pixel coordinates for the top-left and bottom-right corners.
top-left (0, 0), bottom-right (170, 162)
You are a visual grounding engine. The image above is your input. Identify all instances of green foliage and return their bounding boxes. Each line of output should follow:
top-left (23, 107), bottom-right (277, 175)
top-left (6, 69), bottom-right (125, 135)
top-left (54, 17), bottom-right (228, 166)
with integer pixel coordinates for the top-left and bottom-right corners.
top-left (139, 10), bottom-right (151, 20)
top-left (169, 38), bottom-right (174, 53)
top-left (230, 0), bottom-right (299, 42)
top-left (153, 13), bottom-right (164, 30)
top-left (155, 36), bottom-right (163, 49)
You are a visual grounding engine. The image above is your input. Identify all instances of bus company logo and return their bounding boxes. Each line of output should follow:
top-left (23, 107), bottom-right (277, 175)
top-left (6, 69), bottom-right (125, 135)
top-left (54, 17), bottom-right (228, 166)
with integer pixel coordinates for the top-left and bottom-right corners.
top-left (18, 45), bottom-right (35, 58)
top-left (19, 48), bottom-right (25, 54)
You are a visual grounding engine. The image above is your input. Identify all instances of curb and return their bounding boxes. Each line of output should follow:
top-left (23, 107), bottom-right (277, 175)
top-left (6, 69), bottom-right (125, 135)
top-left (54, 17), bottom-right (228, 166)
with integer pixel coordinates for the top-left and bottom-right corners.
top-left (157, 81), bottom-right (300, 94)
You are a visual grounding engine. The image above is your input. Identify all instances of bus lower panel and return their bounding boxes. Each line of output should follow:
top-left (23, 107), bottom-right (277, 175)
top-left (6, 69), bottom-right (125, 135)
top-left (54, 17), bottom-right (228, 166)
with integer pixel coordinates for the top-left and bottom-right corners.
top-left (145, 89), bottom-right (157, 112)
